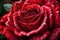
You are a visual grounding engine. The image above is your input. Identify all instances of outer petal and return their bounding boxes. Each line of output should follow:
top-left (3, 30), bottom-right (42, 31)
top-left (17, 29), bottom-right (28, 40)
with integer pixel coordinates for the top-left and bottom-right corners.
top-left (0, 24), bottom-right (4, 34)
top-left (29, 31), bottom-right (49, 40)
top-left (54, 7), bottom-right (60, 28)
top-left (42, 5), bottom-right (54, 29)
top-left (0, 14), bottom-right (8, 23)
top-left (49, 28), bottom-right (60, 40)
top-left (4, 27), bottom-right (23, 40)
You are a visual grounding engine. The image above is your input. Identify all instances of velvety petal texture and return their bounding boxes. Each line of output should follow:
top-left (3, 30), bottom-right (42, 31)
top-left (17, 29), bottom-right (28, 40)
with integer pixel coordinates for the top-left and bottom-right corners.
top-left (0, 0), bottom-right (60, 40)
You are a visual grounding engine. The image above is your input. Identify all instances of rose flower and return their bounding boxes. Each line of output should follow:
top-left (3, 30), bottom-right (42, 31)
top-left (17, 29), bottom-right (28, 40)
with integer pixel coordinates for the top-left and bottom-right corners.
top-left (0, 0), bottom-right (60, 40)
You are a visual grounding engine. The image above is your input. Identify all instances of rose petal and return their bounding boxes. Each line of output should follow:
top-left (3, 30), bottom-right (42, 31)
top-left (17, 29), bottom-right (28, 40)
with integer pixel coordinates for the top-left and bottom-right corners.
top-left (49, 28), bottom-right (60, 40)
top-left (29, 31), bottom-right (49, 40)
top-left (4, 27), bottom-right (22, 40)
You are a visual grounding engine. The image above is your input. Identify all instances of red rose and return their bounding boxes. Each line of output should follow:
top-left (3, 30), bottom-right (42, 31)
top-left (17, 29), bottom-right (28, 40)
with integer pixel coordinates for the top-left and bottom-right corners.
top-left (0, 0), bottom-right (60, 40)
top-left (6, 3), bottom-right (49, 36)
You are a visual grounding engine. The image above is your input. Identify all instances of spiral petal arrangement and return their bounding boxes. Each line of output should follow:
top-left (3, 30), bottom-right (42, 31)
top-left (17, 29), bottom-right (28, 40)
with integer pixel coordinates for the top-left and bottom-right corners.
top-left (0, 0), bottom-right (60, 40)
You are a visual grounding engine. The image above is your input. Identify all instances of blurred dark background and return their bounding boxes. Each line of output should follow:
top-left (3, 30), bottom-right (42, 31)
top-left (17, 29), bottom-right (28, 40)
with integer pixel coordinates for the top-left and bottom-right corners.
top-left (0, 0), bottom-right (20, 18)
top-left (0, 0), bottom-right (11, 18)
